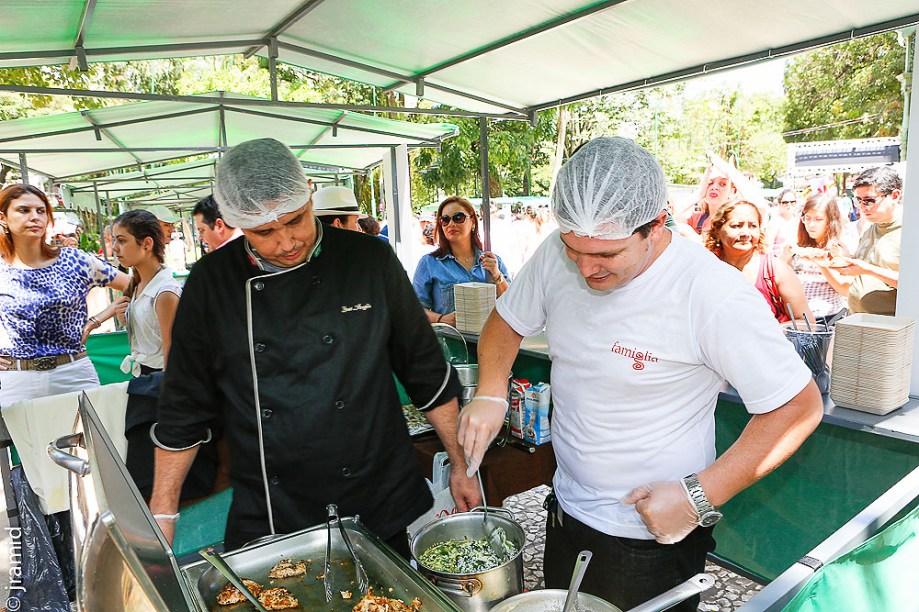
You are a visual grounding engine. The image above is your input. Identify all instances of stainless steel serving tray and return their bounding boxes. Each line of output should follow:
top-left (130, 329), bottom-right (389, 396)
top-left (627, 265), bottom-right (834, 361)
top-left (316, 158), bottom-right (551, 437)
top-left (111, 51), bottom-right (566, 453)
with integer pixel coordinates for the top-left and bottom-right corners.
top-left (51, 393), bottom-right (460, 611)
top-left (183, 519), bottom-right (460, 611)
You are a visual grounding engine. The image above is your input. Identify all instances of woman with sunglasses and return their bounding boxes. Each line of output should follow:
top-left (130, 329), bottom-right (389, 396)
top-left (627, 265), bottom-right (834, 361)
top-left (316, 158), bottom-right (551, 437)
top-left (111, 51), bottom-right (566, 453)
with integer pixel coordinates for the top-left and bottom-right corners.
top-left (413, 196), bottom-right (510, 325)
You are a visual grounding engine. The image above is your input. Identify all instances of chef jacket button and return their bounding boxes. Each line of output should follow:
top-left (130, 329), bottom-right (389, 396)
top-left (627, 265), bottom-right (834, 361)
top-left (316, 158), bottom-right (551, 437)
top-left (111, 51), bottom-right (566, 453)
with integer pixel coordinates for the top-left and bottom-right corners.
top-left (341, 467), bottom-right (352, 477)
top-left (322, 334), bottom-right (335, 345)
top-left (334, 400), bottom-right (345, 410)
top-left (253, 281), bottom-right (265, 291)
top-left (262, 408), bottom-right (273, 419)
top-left (255, 342), bottom-right (266, 353)
top-left (312, 276), bottom-right (320, 286)
top-left (270, 476), bottom-right (280, 486)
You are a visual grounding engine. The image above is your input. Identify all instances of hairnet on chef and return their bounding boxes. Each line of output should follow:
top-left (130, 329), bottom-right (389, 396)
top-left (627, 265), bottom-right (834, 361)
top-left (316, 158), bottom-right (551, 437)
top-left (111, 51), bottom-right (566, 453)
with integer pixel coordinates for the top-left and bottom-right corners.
top-left (214, 138), bottom-right (312, 229)
top-left (551, 137), bottom-right (667, 240)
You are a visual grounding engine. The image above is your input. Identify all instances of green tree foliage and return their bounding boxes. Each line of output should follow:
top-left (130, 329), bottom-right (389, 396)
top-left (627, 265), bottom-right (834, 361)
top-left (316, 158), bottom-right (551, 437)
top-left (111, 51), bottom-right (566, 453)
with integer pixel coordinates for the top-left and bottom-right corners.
top-left (783, 32), bottom-right (906, 142)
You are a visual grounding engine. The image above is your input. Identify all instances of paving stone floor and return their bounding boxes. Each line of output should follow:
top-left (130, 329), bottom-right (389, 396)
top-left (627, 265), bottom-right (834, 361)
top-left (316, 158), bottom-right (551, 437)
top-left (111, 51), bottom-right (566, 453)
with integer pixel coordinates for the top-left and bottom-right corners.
top-left (503, 485), bottom-right (763, 611)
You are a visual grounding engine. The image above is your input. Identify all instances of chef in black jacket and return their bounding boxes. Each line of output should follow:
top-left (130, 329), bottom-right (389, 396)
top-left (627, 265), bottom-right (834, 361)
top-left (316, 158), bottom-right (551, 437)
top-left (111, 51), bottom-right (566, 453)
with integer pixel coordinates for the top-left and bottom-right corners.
top-left (149, 138), bottom-right (480, 553)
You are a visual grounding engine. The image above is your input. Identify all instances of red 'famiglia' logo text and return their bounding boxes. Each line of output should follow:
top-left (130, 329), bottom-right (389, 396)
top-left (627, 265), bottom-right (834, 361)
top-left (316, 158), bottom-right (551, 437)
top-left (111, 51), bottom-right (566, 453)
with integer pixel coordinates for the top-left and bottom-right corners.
top-left (611, 341), bottom-right (659, 370)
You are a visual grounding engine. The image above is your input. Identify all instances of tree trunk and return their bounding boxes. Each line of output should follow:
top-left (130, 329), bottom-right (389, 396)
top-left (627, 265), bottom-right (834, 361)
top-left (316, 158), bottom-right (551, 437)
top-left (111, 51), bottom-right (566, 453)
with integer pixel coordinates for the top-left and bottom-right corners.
top-left (550, 108), bottom-right (569, 189)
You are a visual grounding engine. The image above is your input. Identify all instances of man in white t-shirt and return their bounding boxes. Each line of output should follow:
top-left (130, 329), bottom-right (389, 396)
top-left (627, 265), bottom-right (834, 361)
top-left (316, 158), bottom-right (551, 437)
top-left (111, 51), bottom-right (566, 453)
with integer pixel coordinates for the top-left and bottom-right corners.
top-left (458, 137), bottom-right (823, 610)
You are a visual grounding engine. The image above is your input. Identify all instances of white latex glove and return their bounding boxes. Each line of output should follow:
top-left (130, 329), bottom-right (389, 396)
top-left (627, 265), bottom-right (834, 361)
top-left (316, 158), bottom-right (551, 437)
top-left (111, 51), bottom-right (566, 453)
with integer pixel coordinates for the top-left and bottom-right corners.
top-left (621, 480), bottom-right (699, 544)
top-left (457, 397), bottom-right (507, 477)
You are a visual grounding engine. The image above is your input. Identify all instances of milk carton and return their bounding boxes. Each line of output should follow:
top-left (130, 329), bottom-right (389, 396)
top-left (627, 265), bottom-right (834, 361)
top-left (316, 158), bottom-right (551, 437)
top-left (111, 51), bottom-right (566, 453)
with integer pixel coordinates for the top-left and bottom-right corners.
top-left (523, 382), bottom-right (551, 445)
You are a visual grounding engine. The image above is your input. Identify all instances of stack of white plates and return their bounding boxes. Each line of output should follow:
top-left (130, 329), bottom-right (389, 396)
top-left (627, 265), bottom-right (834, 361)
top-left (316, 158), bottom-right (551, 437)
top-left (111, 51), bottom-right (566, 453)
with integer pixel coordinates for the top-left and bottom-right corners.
top-left (829, 313), bottom-right (916, 415)
top-left (454, 282), bottom-right (496, 334)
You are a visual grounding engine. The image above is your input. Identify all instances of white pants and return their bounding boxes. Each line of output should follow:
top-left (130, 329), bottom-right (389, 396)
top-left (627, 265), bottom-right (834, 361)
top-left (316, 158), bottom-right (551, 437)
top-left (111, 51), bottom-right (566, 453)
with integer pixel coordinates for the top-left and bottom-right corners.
top-left (0, 358), bottom-right (100, 408)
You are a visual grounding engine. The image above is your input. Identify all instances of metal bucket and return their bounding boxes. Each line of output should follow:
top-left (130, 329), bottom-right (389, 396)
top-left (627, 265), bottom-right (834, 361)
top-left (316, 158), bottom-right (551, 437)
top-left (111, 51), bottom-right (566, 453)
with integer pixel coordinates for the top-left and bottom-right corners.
top-left (411, 508), bottom-right (525, 611)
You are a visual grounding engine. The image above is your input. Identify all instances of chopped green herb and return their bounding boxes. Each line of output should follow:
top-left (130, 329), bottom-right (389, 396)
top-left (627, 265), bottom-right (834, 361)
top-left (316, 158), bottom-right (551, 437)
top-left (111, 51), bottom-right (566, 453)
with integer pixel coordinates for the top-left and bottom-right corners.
top-left (418, 529), bottom-right (517, 574)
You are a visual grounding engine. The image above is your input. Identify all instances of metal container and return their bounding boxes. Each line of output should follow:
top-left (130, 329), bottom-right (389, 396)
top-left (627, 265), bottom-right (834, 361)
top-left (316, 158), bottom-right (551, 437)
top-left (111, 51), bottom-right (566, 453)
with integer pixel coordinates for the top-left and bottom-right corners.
top-left (50, 392), bottom-right (462, 611)
top-left (488, 573), bottom-right (715, 612)
top-left (411, 508), bottom-right (525, 611)
top-left (782, 322), bottom-right (833, 393)
top-left (432, 323), bottom-right (513, 408)
top-left (489, 589), bottom-right (619, 611)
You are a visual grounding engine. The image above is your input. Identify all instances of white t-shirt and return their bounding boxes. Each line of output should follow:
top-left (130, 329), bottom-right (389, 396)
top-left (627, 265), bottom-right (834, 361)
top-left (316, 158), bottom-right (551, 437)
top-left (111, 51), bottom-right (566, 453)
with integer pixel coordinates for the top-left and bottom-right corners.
top-left (496, 229), bottom-right (811, 539)
top-left (123, 267), bottom-right (182, 374)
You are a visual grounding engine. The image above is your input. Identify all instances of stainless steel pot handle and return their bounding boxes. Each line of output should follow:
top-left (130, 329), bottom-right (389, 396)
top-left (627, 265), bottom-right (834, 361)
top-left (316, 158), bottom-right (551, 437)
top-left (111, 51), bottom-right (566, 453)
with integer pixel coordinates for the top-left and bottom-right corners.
top-left (626, 572), bottom-right (715, 612)
top-left (47, 432), bottom-right (90, 476)
top-left (431, 322), bottom-right (470, 364)
top-left (428, 575), bottom-right (483, 597)
top-left (470, 506), bottom-right (515, 520)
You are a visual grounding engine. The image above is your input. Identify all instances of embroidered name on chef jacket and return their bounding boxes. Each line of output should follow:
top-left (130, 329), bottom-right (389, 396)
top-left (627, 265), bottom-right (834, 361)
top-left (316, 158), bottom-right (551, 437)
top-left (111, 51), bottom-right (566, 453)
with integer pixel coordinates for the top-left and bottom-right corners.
top-left (341, 303), bottom-right (372, 313)
top-left (611, 341), bottom-right (659, 370)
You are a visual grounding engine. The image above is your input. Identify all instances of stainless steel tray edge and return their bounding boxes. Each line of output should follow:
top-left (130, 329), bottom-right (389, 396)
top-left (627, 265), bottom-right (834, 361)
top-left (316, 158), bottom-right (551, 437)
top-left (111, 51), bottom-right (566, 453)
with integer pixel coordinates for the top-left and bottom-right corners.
top-left (179, 517), bottom-right (461, 611)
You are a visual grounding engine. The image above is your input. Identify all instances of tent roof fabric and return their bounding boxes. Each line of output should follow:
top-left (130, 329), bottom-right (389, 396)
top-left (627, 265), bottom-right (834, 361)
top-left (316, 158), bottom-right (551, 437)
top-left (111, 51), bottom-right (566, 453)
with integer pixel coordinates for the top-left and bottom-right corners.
top-left (0, 92), bottom-right (458, 180)
top-left (0, 1), bottom-right (918, 114)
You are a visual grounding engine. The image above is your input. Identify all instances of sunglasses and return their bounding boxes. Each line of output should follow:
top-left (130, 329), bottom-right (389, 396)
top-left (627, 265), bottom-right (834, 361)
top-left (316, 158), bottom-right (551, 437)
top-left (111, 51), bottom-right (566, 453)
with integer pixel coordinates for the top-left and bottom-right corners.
top-left (855, 195), bottom-right (885, 207)
top-left (439, 212), bottom-right (469, 226)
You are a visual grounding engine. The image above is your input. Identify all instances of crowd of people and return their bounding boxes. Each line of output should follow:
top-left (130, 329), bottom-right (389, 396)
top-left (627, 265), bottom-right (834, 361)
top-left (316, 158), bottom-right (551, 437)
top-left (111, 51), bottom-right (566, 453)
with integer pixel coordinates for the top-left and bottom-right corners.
top-left (676, 163), bottom-right (902, 323)
top-left (0, 135), bottom-right (906, 611)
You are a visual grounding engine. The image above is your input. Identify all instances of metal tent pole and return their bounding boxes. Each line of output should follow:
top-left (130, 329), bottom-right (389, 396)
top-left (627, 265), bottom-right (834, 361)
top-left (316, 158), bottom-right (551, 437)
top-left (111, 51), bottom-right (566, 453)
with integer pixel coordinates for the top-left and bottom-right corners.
top-left (478, 117), bottom-right (492, 252)
top-left (18, 153), bottom-right (29, 183)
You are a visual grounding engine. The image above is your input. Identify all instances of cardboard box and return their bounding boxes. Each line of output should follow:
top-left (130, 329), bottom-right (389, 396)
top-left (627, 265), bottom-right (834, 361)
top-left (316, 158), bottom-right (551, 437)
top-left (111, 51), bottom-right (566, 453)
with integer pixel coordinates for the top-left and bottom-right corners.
top-left (509, 379), bottom-right (530, 439)
top-left (523, 382), bottom-right (551, 445)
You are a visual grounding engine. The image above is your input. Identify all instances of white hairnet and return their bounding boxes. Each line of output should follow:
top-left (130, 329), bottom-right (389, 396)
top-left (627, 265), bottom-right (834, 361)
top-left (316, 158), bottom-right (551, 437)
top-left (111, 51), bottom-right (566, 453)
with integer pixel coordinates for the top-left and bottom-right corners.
top-left (214, 138), bottom-right (312, 229)
top-left (551, 137), bottom-right (667, 240)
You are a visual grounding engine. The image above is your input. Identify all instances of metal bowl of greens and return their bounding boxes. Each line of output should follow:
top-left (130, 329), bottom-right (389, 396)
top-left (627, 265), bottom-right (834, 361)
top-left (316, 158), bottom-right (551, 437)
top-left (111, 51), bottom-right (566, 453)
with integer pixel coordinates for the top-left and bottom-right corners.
top-left (411, 507), bottom-right (525, 612)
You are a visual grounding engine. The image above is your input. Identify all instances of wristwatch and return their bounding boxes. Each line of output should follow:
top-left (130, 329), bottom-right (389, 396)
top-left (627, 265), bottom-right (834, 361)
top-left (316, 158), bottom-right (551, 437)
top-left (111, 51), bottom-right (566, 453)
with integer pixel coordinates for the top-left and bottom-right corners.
top-left (682, 473), bottom-right (723, 527)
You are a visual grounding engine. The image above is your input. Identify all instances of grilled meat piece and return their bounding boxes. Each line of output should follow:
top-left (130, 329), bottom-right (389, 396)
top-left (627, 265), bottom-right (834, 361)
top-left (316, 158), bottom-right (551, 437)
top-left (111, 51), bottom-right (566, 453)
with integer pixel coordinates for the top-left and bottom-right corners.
top-left (352, 590), bottom-right (422, 611)
top-left (215, 579), bottom-right (263, 606)
top-left (268, 559), bottom-right (309, 579)
top-left (258, 587), bottom-right (300, 610)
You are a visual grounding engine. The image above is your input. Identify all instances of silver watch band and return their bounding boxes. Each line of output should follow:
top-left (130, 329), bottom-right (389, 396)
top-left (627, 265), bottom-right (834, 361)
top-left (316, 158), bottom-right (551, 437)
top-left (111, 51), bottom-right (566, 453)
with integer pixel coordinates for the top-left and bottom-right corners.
top-left (683, 473), bottom-right (716, 515)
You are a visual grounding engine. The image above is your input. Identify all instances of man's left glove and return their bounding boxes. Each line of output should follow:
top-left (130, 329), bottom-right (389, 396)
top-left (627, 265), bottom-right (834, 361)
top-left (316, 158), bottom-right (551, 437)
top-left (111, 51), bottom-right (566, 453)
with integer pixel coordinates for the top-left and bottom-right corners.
top-left (621, 480), bottom-right (698, 544)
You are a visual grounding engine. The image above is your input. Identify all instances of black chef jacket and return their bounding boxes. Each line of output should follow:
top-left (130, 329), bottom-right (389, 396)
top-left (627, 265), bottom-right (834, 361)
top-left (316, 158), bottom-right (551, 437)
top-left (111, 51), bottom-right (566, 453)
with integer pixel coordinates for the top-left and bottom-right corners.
top-left (154, 222), bottom-right (461, 549)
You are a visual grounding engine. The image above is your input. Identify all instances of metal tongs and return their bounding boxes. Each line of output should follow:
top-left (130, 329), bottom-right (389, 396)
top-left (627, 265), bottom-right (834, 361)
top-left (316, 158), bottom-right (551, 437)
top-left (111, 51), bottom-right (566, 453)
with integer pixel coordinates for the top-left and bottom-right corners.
top-left (324, 504), bottom-right (369, 603)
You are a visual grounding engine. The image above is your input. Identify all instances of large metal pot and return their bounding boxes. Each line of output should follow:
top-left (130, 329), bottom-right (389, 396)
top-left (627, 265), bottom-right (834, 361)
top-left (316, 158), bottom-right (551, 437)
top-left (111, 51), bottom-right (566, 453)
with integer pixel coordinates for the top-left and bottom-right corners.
top-left (411, 508), bottom-right (525, 612)
top-left (488, 573), bottom-right (715, 612)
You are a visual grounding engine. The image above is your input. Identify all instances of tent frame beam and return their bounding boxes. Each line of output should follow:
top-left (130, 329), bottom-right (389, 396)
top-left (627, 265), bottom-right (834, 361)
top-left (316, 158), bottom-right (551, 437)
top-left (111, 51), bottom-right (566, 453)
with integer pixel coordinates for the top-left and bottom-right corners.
top-left (273, 40), bottom-right (529, 115)
top-left (81, 109), bottom-right (146, 169)
top-left (222, 105), bottom-right (443, 143)
top-left (0, 84), bottom-right (523, 121)
top-left (0, 144), bottom-right (440, 153)
top-left (73, 0), bottom-right (98, 71)
top-left (0, 106), bottom-right (217, 144)
top-left (243, 0), bottom-right (327, 58)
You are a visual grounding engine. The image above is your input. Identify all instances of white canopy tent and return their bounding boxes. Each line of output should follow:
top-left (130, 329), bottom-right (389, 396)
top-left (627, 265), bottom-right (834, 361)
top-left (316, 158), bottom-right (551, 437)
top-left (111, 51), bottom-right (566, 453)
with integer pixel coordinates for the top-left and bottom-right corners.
top-left (0, 92), bottom-right (457, 261)
top-left (0, 1), bottom-right (918, 116)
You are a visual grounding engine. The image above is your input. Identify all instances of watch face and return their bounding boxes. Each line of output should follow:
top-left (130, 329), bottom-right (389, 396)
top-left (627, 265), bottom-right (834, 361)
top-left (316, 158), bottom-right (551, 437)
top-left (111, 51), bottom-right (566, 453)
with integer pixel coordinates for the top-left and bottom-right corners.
top-left (699, 511), bottom-right (723, 528)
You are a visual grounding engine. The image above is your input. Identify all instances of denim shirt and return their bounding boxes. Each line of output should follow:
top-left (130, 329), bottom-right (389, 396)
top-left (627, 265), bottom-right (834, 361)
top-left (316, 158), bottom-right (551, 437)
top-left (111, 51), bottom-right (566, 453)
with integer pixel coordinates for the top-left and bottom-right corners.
top-left (412, 249), bottom-right (510, 315)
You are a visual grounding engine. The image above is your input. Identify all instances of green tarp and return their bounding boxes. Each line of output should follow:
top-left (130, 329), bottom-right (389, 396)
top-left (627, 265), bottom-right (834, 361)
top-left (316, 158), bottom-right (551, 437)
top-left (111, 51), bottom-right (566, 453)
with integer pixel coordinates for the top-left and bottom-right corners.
top-left (714, 400), bottom-right (919, 581)
top-left (85, 331), bottom-right (132, 385)
top-left (784, 503), bottom-right (919, 611)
